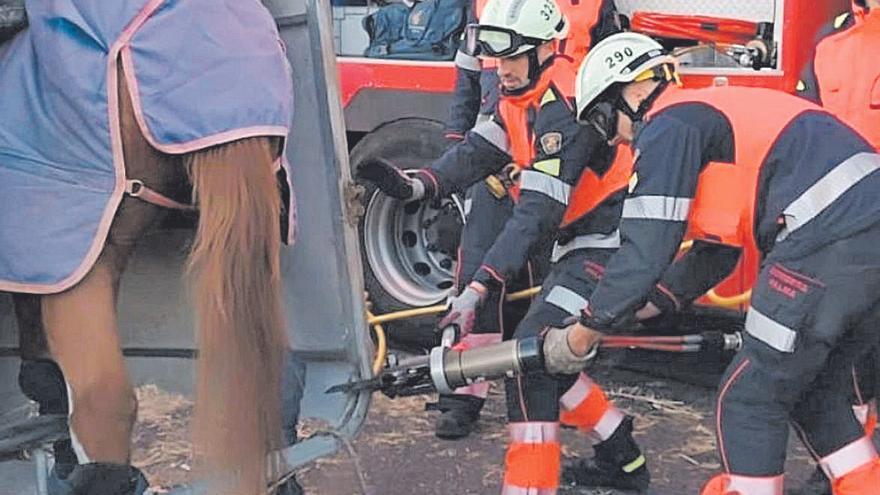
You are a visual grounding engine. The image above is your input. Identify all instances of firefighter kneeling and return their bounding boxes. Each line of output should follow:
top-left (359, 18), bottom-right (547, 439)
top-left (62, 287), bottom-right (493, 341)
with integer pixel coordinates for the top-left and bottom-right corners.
top-left (544, 32), bottom-right (880, 494)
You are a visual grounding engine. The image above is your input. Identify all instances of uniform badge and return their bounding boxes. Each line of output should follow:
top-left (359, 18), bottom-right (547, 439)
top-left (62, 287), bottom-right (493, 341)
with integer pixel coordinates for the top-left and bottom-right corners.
top-left (628, 172), bottom-right (639, 193)
top-left (540, 132), bottom-right (562, 155)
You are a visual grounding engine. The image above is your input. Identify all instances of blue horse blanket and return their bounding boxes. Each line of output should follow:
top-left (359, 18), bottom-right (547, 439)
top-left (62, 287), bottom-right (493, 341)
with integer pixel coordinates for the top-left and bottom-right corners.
top-left (0, 0), bottom-right (293, 293)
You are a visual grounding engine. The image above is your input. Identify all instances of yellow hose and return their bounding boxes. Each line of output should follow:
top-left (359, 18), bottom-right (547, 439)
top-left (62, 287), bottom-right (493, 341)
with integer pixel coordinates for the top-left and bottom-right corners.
top-left (364, 280), bottom-right (749, 374)
top-left (705, 288), bottom-right (752, 309)
top-left (368, 305), bottom-right (446, 325)
top-left (366, 286), bottom-right (542, 325)
top-left (365, 286), bottom-right (541, 373)
top-left (366, 310), bottom-right (388, 376)
top-left (507, 286), bottom-right (540, 301)
top-left (679, 240), bottom-right (751, 309)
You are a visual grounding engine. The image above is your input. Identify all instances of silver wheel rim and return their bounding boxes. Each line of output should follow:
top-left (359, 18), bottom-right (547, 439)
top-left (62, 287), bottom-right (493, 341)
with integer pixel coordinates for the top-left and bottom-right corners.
top-left (363, 189), bottom-right (464, 307)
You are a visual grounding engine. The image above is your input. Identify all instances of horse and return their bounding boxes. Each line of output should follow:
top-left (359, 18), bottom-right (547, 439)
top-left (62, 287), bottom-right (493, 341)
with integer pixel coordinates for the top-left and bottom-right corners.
top-left (0, 1), bottom-right (295, 493)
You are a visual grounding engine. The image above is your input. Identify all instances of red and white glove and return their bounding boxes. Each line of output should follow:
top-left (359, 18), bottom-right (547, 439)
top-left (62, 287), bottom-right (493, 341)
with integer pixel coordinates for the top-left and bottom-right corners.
top-left (437, 282), bottom-right (487, 340)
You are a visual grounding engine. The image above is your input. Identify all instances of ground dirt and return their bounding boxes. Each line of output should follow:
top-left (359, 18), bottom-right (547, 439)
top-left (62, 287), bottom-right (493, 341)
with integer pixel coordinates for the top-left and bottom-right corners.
top-left (294, 365), bottom-right (823, 495)
top-left (132, 365), bottom-right (879, 495)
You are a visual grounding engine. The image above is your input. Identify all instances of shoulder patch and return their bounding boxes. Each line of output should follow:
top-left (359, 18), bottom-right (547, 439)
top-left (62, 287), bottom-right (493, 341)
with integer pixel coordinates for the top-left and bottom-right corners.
top-left (834, 12), bottom-right (851, 29)
top-left (540, 88), bottom-right (557, 107)
top-left (539, 132), bottom-right (563, 155)
top-left (533, 158), bottom-right (561, 177)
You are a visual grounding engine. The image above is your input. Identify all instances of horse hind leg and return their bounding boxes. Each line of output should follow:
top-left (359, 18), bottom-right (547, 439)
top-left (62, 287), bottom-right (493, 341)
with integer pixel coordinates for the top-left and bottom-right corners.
top-left (38, 62), bottom-right (179, 490)
top-left (186, 136), bottom-right (288, 495)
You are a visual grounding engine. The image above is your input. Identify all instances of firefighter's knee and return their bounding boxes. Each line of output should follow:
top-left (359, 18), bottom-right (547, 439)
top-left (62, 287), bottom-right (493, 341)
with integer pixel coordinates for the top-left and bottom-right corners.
top-left (505, 372), bottom-right (560, 423)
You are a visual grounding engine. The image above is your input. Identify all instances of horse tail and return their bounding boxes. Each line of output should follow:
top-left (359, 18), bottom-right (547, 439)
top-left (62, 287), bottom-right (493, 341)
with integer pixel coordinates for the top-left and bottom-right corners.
top-left (187, 137), bottom-right (287, 494)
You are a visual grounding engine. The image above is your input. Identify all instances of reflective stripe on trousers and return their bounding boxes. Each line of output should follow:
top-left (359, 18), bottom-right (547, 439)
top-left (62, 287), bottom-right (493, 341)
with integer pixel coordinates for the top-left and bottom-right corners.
top-left (503, 422), bottom-right (560, 494)
top-left (544, 285), bottom-right (586, 316)
top-left (558, 373), bottom-right (624, 442)
top-left (819, 436), bottom-right (879, 480)
top-left (745, 307), bottom-right (797, 353)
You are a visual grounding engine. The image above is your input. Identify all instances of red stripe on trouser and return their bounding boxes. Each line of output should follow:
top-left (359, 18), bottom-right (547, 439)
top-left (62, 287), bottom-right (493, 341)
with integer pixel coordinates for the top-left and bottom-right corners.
top-left (503, 423), bottom-right (560, 492)
top-left (700, 473), bottom-right (784, 495)
top-left (452, 333), bottom-right (502, 398)
top-left (558, 374), bottom-right (612, 433)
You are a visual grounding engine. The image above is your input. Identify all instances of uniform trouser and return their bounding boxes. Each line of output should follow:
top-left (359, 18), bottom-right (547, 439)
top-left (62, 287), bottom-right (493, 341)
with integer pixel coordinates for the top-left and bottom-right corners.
top-left (445, 182), bottom-right (546, 401)
top-left (712, 223), bottom-right (880, 491)
top-left (503, 248), bottom-right (626, 493)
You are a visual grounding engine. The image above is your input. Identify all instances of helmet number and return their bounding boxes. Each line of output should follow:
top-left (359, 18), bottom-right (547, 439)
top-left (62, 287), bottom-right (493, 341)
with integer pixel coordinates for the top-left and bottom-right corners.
top-left (540, 5), bottom-right (553, 20)
top-left (605, 47), bottom-right (634, 69)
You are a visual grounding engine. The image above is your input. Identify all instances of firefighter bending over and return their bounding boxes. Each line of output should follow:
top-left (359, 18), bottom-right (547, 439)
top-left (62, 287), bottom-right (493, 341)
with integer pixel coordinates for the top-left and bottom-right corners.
top-left (544, 32), bottom-right (880, 495)
top-left (425, 0), bottom-right (620, 439)
top-left (358, 0), bottom-right (648, 491)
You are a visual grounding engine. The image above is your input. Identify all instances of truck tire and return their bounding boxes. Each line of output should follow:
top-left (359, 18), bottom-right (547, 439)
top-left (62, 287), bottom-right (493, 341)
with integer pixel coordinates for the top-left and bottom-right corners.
top-left (349, 118), bottom-right (464, 350)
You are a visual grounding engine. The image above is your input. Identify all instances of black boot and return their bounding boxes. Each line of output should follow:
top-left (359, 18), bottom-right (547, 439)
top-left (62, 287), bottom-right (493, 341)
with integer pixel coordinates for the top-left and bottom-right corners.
top-left (276, 476), bottom-right (305, 495)
top-left (562, 416), bottom-right (650, 492)
top-left (49, 463), bottom-right (148, 495)
top-left (430, 394), bottom-right (484, 440)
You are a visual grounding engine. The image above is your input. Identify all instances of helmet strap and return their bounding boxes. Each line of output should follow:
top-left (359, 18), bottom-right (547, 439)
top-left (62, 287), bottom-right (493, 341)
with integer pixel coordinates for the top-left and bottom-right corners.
top-left (616, 78), bottom-right (670, 126)
top-left (527, 49), bottom-right (541, 83)
top-left (502, 50), bottom-right (555, 97)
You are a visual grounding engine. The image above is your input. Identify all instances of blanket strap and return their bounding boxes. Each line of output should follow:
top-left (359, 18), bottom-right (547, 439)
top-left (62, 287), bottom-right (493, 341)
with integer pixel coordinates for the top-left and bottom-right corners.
top-left (126, 179), bottom-right (196, 211)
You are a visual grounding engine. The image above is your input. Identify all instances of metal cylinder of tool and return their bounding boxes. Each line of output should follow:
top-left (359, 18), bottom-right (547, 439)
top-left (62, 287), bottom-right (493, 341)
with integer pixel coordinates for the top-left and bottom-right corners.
top-left (430, 337), bottom-right (543, 394)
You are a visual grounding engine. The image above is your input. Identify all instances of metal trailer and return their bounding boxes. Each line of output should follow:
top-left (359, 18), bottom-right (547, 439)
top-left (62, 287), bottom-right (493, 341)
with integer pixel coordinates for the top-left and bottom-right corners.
top-left (0, 0), bottom-right (375, 492)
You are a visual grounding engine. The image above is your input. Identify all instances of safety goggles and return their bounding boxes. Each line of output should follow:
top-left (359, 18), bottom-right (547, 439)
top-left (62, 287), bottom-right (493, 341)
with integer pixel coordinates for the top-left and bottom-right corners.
top-left (464, 24), bottom-right (546, 58)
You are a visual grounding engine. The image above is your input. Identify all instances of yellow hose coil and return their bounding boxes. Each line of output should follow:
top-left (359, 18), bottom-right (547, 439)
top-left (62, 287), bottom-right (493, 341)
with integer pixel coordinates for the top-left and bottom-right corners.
top-left (705, 289), bottom-right (752, 309)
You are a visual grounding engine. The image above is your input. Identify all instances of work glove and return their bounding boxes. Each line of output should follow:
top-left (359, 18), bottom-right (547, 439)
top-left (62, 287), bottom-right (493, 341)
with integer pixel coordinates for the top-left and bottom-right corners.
top-left (356, 158), bottom-right (426, 201)
top-left (543, 324), bottom-right (599, 375)
top-left (437, 282), bottom-right (487, 342)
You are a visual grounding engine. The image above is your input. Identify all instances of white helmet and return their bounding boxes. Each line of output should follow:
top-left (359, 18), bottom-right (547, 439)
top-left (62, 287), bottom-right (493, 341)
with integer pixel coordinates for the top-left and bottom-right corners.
top-left (575, 32), bottom-right (678, 135)
top-left (465, 0), bottom-right (569, 59)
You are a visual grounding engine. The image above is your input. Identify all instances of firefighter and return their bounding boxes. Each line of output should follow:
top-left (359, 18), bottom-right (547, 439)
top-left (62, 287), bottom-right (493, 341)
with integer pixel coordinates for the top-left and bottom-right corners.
top-left (359, 0), bottom-right (649, 491)
top-left (797, 0), bottom-right (880, 150)
top-left (371, 0), bottom-right (621, 440)
top-left (544, 32), bottom-right (880, 494)
top-left (793, 2), bottom-right (880, 492)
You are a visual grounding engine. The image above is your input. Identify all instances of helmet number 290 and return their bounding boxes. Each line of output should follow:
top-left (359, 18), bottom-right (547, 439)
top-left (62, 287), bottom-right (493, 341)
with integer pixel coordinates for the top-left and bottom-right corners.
top-left (605, 47), bottom-right (634, 69)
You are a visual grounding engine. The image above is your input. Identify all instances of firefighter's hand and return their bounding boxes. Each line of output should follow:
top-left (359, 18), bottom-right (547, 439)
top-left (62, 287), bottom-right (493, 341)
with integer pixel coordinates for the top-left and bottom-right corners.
top-left (543, 322), bottom-right (602, 375)
top-left (438, 282), bottom-right (487, 340)
top-left (356, 158), bottom-right (426, 201)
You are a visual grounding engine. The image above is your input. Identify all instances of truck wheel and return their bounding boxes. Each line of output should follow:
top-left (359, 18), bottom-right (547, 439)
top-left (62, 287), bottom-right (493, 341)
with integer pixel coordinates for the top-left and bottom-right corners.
top-left (350, 118), bottom-right (464, 350)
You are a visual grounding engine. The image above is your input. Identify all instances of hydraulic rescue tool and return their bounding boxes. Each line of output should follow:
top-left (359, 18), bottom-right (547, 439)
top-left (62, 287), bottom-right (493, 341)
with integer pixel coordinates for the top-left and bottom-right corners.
top-left (327, 328), bottom-right (742, 397)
